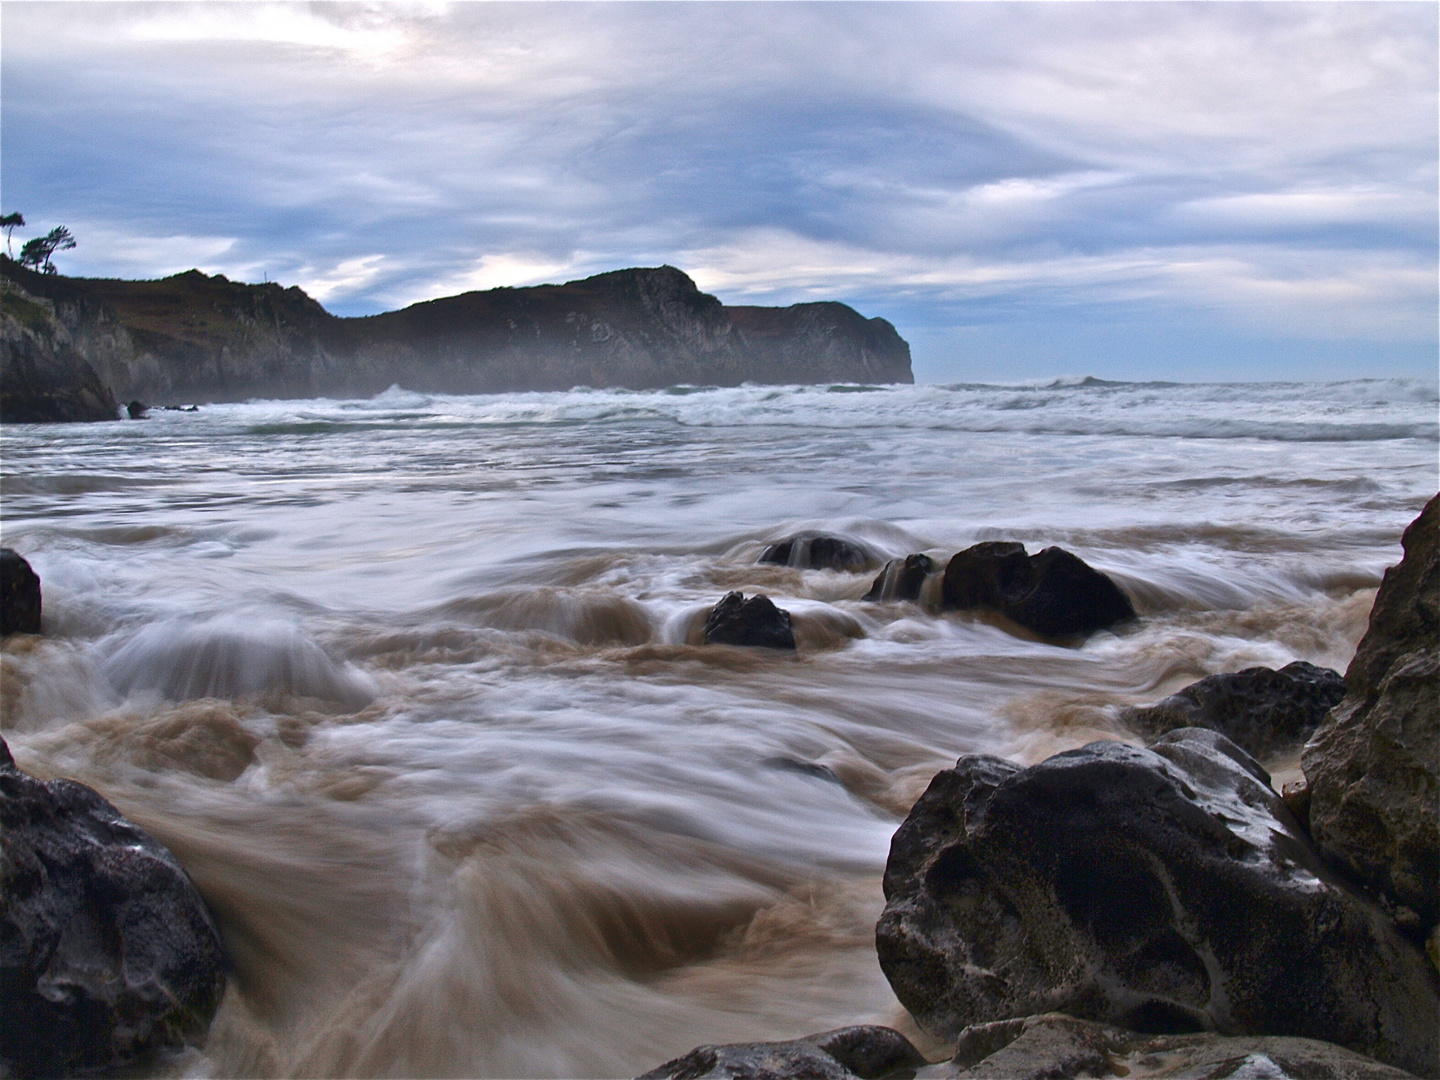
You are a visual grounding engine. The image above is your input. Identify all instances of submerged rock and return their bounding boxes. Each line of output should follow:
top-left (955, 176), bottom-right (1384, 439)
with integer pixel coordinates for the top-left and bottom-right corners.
top-left (864, 554), bottom-right (936, 603)
top-left (1304, 494), bottom-right (1439, 931)
top-left (940, 542), bottom-right (1134, 639)
top-left (0, 549), bottom-right (41, 635)
top-left (875, 728), bottom-right (1438, 1075)
top-left (0, 736), bottom-right (226, 1077)
top-left (703, 592), bottom-right (796, 650)
top-left (636, 1025), bottom-right (927, 1080)
top-left (944, 1013), bottom-right (1416, 1079)
top-left (760, 534), bottom-right (878, 573)
top-left (1122, 660), bottom-right (1345, 760)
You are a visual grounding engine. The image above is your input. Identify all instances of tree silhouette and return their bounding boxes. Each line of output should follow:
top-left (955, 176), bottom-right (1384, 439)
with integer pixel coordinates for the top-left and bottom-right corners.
top-left (0, 213), bottom-right (23, 257)
top-left (18, 226), bottom-right (76, 274)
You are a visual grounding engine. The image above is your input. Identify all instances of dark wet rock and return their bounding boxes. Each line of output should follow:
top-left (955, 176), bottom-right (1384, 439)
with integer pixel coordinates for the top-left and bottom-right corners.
top-left (864, 554), bottom-right (936, 603)
top-left (942, 1013), bottom-right (1416, 1079)
top-left (0, 736), bottom-right (226, 1077)
top-left (940, 542), bottom-right (1135, 639)
top-left (1121, 660), bottom-right (1345, 760)
top-left (875, 728), bottom-right (1438, 1075)
top-left (0, 549), bottom-right (41, 635)
top-left (636, 1025), bottom-right (927, 1080)
top-left (703, 592), bottom-right (796, 650)
top-left (1, 280), bottom-right (118, 423)
top-left (761, 535), bottom-right (879, 573)
top-left (1304, 494), bottom-right (1439, 931)
top-left (126, 398), bottom-right (148, 418)
top-left (762, 757), bottom-right (841, 784)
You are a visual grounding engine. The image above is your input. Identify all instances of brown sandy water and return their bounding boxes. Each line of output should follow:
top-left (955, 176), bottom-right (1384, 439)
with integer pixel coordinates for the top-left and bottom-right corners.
top-left (1, 378), bottom-right (1434, 1076)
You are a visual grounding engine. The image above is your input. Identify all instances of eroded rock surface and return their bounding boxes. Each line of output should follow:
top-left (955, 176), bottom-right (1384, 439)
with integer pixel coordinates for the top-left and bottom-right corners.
top-left (864, 554), bottom-right (937, 603)
top-left (636, 1025), bottom-right (927, 1080)
top-left (1, 282), bottom-right (118, 423)
top-left (0, 737), bottom-right (226, 1077)
top-left (1304, 494), bottom-right (1438, 930)
top-left (703, 592), bottom-right (797, 650)
top-left (943, 1013), bottom-right (1417, 1079)
top-left (940, 542), bottom-right (1134, 639)
top-left (875, 728), bottom-right (1438, 1075)
top-left (761, 535), bottom-right (879, 573)
top-left (1122, 660), bottom-right (1345, 760)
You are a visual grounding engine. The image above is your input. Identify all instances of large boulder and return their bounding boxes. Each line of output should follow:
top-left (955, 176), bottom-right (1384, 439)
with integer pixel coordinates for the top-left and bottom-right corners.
top-left (1121, 660), bottom-right (1345, 760)
top-left (760, 535), bottom-right (878, 573)
top-left (940, 542), bottom-right (1134, 639)
top-left (875, 729), bottom-right (1438, 1076)
top-left (0, 549), bottom-right (41, 635)
top-left (944, 1013), bottom-right (1416, 1080)
top-left (703, 592), bottom-right (797, 650)
top-left (1303, 495), bottom-right (1438, 930)
top-left (636, 1025), bottom-right (927, 1080)
top-left (0, 737), bottom-right (226, 1077)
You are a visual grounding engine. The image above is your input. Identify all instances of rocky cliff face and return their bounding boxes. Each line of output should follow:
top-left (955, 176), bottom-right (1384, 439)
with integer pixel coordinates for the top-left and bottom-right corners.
top-left (0, 260), bottom-right (911, 405)
top-left (0, 283), bottom-right (118, 423)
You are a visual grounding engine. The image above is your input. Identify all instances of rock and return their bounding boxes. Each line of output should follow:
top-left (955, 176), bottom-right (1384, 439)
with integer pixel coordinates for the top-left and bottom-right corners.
top-left (761, 535), bottom-right (878, 573)
top-left (864, 554), bottom-right (937, 603)
top-left (940, 542), bottom-right (1135, 639)
top-left (0, 736), bottom-right (226, 1077)
top-left (1304, 495), bottom-right (1438, 930)
top-left (0, 549), bottom-right (41, 636)
top-left (875, 728), bottom-right (1438, 1076)
top-left (126, 398), bottom-right (148, 418)
top-left (636, 1025), bottom-right (927, 1080)
top-left (1, 281), bottom-right (118, 423)
top-left (703, 592), bottom-right (797, 650)
top-left (942, 1013), bottom-right (1416, 1079)
top-left (1121, 661), bottom-right (1345, 760)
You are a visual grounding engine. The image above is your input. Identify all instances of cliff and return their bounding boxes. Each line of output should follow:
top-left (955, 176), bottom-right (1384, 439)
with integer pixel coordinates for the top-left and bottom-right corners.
top-left (1, 283), bottom-right (118, 423)
top-left (0, 260), bottom-right (911, 409)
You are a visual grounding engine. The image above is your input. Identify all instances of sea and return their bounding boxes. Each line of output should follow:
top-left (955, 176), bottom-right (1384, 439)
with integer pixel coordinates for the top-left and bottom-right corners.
top-left (1, 376), bottom-right (1436, 1078)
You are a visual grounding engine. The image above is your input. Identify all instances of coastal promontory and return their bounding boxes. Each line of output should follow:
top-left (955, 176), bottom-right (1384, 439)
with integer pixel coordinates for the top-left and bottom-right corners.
top-left (0, 259), bottom-right (911, 414)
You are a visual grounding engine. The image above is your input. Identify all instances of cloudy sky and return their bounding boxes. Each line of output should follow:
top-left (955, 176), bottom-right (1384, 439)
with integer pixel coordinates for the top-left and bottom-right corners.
top-left (3, 2), bottom-right (1435, 382)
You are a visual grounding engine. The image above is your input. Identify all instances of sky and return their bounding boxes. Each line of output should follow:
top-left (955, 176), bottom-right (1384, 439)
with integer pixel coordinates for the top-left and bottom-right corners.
top-left (2, 2), bottom-right (1436, 383)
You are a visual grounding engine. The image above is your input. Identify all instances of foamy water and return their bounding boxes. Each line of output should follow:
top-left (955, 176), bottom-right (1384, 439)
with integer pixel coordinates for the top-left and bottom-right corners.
top-left (1, 377), bottom-right (1434, 1077)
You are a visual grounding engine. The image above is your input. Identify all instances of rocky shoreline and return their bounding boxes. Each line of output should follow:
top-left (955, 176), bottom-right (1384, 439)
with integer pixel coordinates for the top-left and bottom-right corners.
top-left (1, 498), bottom-right (1435, 1078)
top-left (0, 260), bottom-right (912, 422)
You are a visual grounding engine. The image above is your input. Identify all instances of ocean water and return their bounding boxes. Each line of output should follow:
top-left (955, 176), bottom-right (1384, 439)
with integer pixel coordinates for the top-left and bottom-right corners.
top-left (1, 377), bottom-right (1435, 1078)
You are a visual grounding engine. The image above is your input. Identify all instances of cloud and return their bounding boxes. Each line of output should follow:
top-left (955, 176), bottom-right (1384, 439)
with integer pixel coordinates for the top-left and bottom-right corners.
top-left (1, 1), bottom-right (1433, 378)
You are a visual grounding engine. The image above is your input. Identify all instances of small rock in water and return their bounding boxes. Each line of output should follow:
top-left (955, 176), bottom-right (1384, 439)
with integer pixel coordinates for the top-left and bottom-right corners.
top-left (703, 592), bottom-right (796, 650)
top-left (0, 548), bottom-right (41, 635)
top-left (1121, 660), bottom-right (1345, 760)
top-left (760, 534), bottom-right (878, 573)
top-left (636, 1025), bottom-right (927, 1080)
top-left (126, 399), bottom-right (149, 418)
top-left (940, 542), bottom-right (1135, 639)
top-left (0, 736), bottom-right (226, 1077)
top-left (875, 727), bottom-right (1438, 1076)
top-left (864, 553), bottom-right (936, 603)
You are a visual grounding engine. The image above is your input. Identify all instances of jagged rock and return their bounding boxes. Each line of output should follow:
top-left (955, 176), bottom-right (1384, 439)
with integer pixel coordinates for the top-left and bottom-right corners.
top-left (636, 1025), bottom-right (927, 1080)
top-left (1121, 661), bottom-right (1345, 760)
top-left (1, 259), bottom-right (913, 402)
top-left (0, 736), bottom-right (226, 1077)
top-left (864, 554), bottom-right (936, 602)
top-left (1304, 495), bottom-right (1439, 930)
top-left (940, 542), bottom-right (1135, 639)
top-left (761, 535), bottom-right (879, 573)
top-left (875, 728), bottom-right (1438, 1076)
top-left (1, 282), bottom-right (118, 423)
top-left (942, 1013), bottom-right (1416, 1079)
top-left (0, 549), bottom-right (41, 635)
top-left (703, 592), bottom-right (796, 650)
